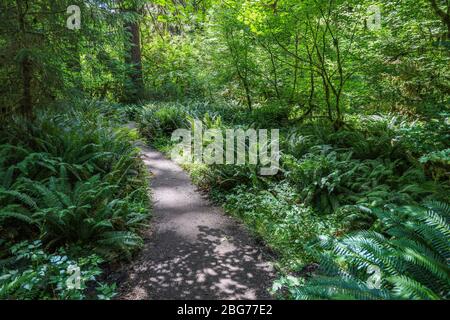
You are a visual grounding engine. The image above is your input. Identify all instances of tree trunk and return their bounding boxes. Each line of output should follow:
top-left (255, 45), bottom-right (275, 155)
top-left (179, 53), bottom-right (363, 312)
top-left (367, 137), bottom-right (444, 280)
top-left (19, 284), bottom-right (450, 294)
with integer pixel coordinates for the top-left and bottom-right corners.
top-left (123, 11), bottom-right (144, 103)
top-left (429, 0), bottom-right (450, 39)
top-left (16, 0), bottom-right (33, 118)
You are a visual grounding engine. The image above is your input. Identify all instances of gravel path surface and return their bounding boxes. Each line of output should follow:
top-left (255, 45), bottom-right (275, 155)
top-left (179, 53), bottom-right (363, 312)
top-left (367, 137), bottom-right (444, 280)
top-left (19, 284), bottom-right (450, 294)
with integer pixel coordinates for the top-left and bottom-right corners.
top-left (118, 141), bottom-right (275, 300)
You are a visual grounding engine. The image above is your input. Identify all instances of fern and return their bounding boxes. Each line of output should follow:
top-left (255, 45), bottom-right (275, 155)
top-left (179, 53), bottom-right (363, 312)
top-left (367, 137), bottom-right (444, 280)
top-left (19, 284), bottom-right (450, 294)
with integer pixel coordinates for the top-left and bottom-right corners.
top-left (0, 108), bottom-right (150, 258)
top-left (0, 207), bottom-right (34, 224)
top-left (292, 202), bottom-right (450, 300)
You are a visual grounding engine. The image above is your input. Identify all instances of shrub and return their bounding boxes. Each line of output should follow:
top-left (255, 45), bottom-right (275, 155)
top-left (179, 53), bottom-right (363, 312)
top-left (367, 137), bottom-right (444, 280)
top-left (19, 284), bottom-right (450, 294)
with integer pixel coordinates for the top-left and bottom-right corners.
top-left (134, 101), bottom-right (449, 300)
top-left (277, 202), bottom-right (450, 300)
top-left (0, 111), bottom-right (149, 258)
top-left (224, 182), bottom-right (343, 266)
top-left (250, 103), bottom-right (292, 128)
top-left (138, 103), bottom-right (187, 139)
top-left (282, 143), bottom-right (447, 214)
top-left (282, 148), bottom-right (402, 213)
top-left (0, 103), bottom-right (150, 299)
top-left (0, 240), bottom-right (116, 300)
top-left (420, 149), bottom-right (450, 182)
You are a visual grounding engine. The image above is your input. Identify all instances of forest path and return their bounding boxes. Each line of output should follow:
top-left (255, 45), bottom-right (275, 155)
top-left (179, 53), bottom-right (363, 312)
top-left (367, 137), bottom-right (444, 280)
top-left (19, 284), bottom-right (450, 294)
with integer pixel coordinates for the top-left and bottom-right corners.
top-left (118, 124), bottom-right (275, 300)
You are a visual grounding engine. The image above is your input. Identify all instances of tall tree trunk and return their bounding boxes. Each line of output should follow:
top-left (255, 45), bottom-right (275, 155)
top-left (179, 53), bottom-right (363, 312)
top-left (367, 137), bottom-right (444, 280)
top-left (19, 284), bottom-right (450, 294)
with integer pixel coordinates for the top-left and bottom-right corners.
top-left (123, 9), bottom-right (144, 103)
top-left (16, 0), bottom-right (33, 118)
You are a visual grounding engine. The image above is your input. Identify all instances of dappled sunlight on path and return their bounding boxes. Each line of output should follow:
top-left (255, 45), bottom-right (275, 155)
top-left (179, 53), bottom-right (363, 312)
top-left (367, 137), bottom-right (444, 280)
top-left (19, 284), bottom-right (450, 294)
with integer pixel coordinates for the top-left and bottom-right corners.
top-left (118, 145), bottom-right (275, 300)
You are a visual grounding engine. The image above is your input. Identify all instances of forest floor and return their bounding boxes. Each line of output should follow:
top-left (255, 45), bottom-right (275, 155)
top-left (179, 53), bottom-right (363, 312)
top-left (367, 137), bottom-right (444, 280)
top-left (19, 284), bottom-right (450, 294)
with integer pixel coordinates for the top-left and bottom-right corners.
top-left (117, 125), bottom-right (276, 300)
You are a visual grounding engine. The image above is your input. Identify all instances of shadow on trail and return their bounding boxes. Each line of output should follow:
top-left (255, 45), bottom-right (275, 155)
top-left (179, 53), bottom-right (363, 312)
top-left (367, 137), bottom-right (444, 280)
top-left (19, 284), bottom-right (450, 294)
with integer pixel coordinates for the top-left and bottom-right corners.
top-left (118, 145), bottom-right (275, 300)
top-left (120, 226), bottom-right (274, 300)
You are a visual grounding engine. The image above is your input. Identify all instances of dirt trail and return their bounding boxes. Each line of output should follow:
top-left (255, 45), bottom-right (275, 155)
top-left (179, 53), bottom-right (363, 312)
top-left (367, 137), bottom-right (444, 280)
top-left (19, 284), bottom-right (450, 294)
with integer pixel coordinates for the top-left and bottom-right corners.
top-left (118, 138), bottom-right (275, 300)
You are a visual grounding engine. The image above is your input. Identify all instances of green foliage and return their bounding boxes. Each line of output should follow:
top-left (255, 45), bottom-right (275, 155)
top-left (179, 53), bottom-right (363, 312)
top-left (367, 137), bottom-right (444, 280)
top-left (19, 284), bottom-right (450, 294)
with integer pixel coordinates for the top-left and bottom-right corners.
top-left (420, 149), bottom-right (450, 182)
top-left (2, 0), bottom-right (449, 301)
top-left (0, 0), bottom-right (136, 114)
top-left (0, 102), bottom-right (149, 299)
top-left (138, 103), bottom-right (188, 140)
top-left (277, 202), bottom-right (450, 300)
top-left (0, 240), bottom-right (116, 300)
top-left (0, 106), bottom-right (149, 258)
top-left (28, 175), bottom-right (144, 255)
top-left (224, 182), bottom-right (343, 267)
top-left (280, 114), bottom-right (449, 214)
top-left (283, 150), bottom-right (426, 213)
top-left (141, 35), bottom-right (209, 100)
top-left (136, 100), bottom-right (449, 301)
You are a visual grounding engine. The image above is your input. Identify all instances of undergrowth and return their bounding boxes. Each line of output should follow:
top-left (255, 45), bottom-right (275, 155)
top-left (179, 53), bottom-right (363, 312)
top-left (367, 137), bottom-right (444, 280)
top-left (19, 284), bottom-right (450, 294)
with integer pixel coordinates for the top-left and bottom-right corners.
top-left (0, 100), bottom-right (150, 299)
top-left (135, 100), bottom-right (449, 300)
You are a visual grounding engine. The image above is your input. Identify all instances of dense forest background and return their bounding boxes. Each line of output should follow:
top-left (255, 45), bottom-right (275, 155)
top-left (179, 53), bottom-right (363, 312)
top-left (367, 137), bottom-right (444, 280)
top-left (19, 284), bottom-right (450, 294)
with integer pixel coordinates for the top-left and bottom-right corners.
top-left (0, 0), bottom-right (449, 300)
top-left (1, 0), bottom-right (449, 117)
